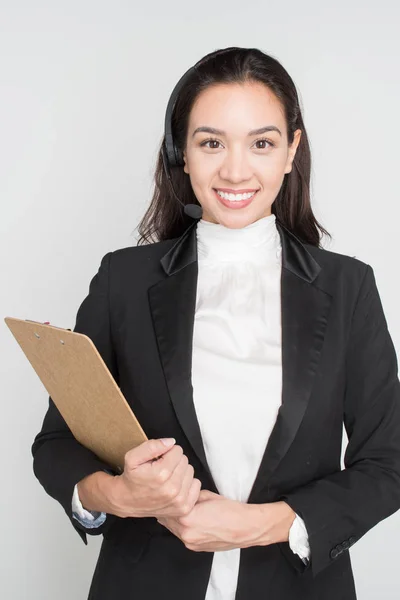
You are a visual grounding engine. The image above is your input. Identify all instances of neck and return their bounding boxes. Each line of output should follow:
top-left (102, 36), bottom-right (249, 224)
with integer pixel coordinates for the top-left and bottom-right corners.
top-left (195, 213), bottom-right (281, 263)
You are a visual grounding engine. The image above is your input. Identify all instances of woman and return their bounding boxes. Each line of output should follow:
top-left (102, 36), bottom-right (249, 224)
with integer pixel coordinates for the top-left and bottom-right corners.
top-left (31, 47), bottom-right (400, 600)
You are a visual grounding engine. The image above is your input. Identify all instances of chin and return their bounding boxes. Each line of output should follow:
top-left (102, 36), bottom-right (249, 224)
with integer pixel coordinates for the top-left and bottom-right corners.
top-left (213, 215), bottom-right (254, 229)
top-left (218, 209), bottom-right (269, 229)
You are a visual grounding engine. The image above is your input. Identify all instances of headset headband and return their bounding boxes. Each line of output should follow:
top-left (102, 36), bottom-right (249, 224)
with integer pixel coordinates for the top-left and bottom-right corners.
top-left (163, 66), bottom-right (196, 169)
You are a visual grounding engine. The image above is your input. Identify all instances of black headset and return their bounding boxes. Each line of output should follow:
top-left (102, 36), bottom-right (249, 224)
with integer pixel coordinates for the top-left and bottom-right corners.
top-left (161, 49), bottom-right (233, 220)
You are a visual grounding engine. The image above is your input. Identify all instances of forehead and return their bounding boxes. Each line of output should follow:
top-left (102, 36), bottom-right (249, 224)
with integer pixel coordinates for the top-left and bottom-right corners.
top-left (188, 81), bottom-right (286, 134)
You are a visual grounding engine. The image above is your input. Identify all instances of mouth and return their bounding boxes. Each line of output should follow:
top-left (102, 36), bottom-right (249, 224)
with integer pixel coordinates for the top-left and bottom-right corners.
top-left (213, 188), bottom-right (259, 210)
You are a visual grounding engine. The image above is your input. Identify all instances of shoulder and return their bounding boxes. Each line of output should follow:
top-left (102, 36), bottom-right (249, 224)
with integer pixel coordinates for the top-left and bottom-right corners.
top-left (105, 238), bottom-right (177, 289)
top-left (303, 243), bottom-right (371, 294)
top-left (111, 238), bottom-right (176, 265)
top-left (305, 243), bottom-right (368, 272)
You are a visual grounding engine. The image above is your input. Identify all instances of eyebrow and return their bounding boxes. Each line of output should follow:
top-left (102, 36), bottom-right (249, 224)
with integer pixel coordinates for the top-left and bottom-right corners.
top-left (192, 125), bottom-right (282, 137)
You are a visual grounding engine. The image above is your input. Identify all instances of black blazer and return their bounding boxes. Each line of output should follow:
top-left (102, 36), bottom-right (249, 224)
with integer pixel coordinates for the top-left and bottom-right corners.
top-left (31, 219), bottom-right (400, 600)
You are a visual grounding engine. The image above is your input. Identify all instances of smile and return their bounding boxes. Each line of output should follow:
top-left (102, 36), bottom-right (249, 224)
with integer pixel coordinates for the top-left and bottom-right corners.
top-left (213, 189), bottom-right (259, 209)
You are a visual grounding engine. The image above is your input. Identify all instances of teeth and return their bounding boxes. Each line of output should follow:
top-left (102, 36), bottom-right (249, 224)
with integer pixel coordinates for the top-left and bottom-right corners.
top-left (216, 190), bottom-right (256, 201)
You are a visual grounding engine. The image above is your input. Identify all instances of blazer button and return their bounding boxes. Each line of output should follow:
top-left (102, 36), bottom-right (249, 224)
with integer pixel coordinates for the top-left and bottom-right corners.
top-left (335, 544), bottom-right (343, 554)
top-left (342, 540), bottom-right (350, 550)
top-left (349, 536), bottom-right (357, 546)
top-left (330, 548), bottom-right (339, 559)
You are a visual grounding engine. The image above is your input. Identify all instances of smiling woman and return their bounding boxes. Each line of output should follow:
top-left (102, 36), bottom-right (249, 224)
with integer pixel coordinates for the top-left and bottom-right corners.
top-left (31, 47), bottom-right (400, 600)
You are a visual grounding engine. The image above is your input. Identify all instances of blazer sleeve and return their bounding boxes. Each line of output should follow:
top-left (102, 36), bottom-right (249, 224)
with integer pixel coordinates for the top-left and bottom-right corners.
top-left (31, 252), bottom-right (120, 545)
top-left (279, 263), bottom-right (400, 578)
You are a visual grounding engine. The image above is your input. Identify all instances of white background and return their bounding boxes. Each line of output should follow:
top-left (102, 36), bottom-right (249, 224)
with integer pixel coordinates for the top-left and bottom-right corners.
top-left (1, 1), bottom-right (399, 598)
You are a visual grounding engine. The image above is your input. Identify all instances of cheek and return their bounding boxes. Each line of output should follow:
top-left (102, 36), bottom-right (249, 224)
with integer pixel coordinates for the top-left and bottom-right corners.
top-left (256, 155), bottom-right (288, 187)
top-left (188, 175), bottom-right (205, 197)
top-left (188, 163), bottom-right (215, 194)
top-left (188, 147), bottom-right (223, 179)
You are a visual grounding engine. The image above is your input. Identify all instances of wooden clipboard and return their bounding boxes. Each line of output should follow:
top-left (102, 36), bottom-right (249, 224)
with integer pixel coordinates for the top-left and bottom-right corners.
top-left (4, 316), bottom-right (148, 473)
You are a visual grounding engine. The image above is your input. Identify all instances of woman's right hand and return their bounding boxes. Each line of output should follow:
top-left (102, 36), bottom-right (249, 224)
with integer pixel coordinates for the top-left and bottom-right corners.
top-left (109, 438), bottom-right (202, 519)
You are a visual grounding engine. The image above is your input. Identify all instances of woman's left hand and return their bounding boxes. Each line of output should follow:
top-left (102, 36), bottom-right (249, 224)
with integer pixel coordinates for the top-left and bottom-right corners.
top-left (156, 489), bottom-right (295, 552)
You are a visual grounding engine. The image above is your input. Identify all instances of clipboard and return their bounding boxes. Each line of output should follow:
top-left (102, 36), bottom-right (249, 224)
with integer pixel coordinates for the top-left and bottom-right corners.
top-left (4, 316), bottom-right (148, 473)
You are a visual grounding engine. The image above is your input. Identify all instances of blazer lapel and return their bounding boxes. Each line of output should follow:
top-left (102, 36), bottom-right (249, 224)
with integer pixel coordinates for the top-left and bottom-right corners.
top-left (148, 218), bottom-right (332, 502)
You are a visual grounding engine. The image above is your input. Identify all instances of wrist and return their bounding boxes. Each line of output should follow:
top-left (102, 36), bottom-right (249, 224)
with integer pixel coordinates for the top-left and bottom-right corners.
top-left (107, 474), bottom-right (131, 517)
top-left (247, 501), bottom-right (296, 546)
top-left (76, 471), bottom-right (117, 515)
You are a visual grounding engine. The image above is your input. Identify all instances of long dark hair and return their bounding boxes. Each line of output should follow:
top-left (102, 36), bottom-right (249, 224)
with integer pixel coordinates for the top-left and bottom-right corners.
top-left (136, 47), bottom-right (331, 247)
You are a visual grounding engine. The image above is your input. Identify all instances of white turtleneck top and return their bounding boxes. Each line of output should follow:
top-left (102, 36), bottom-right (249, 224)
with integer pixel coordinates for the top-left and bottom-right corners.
top-left (71, 213), bottom-right (310, 599)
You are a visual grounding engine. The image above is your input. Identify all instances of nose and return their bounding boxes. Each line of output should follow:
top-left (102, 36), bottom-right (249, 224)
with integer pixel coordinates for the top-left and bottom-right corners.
top-left (218, 147), bottom-right (253, 183)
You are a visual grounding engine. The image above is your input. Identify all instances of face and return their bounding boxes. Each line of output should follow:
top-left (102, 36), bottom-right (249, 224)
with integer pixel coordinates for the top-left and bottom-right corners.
top-left (182, 81), bottom-right (301, 228)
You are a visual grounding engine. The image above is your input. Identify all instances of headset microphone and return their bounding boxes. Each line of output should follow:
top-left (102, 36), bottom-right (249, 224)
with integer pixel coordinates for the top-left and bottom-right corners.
top-left (162, 64), bottom-right (204, 220)
top-left (161, 142), bottom-right (203, 220)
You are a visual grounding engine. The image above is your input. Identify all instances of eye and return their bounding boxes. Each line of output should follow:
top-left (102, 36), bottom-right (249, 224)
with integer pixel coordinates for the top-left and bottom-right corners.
top-left (254, 137), bottom-right (275, 149)
top-left (200, 138), bottom-right (221, 149)
top-left (199, 137), bottom-right (275, 150)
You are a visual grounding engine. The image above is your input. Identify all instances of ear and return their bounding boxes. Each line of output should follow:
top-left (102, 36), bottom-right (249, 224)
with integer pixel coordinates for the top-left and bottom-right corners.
top-left (284, 129), bottom-right (302, 174)
top-left (183, 149), bottom-right (189, 174)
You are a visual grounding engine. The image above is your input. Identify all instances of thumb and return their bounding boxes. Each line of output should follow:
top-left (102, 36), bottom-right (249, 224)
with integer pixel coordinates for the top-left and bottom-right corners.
top-left (127, 438), bottom-right (176, 468)
top-left (198, 490), bottom-right (222, 501)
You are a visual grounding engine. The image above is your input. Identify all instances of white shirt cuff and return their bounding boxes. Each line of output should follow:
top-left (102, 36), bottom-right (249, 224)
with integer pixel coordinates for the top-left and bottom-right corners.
top-left (72, 482), bottom-right (97, 520)
top-left (288, 513), bottom-right (311, 561)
